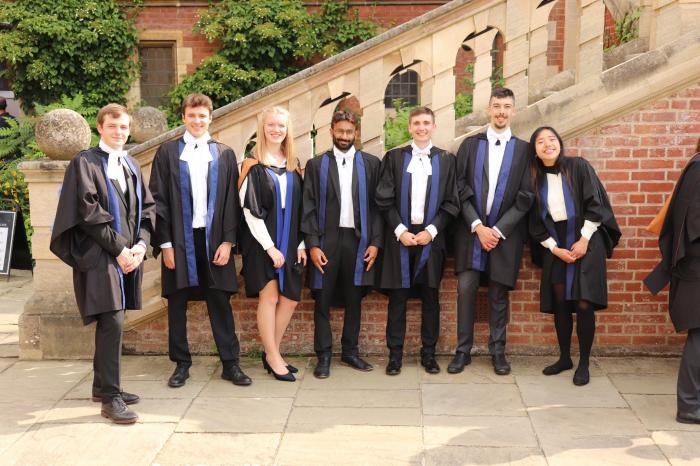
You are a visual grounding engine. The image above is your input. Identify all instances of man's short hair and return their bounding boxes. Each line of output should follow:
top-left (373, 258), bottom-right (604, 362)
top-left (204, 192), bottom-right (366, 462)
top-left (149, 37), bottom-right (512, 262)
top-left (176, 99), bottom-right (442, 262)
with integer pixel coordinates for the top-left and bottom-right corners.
top-left (408, 106), bottom-right (435, 123)
top-left (181, 93), bottom-right (213, 115)
top-left (0, 97), bottom-right (7, 111)
top-left (331, 110), bottom-right (357, 128)
top-left (490, 87), bottom-right (515, 102)
top-left (96, 103), bottom-right (131, 126)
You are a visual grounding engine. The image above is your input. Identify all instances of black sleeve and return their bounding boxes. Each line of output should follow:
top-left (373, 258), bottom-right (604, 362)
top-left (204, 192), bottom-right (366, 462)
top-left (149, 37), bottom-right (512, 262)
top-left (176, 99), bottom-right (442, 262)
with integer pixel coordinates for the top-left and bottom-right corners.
top-left (375, 151), bottom-right (404, 231)
top-left (494, 147), bottom-right (535, 238)
top-left (528, 199), bottom-right (551, 244)
top-left (456, 138), bottom-right (481, 226)
top-left (368, 156), bottom-right (385, 249)
top-left (243, 165), bottom-right (270, 220)
top-left (79, 223), bottom-right (127, 257)
top-left (430, 153), bottom-right (460, 234)
top-left (148, 144), bottom-right (172, 256)
top-left (220, 145), bottom-right (239, 245)
top-left (301, 158), bottom-right (321, 249)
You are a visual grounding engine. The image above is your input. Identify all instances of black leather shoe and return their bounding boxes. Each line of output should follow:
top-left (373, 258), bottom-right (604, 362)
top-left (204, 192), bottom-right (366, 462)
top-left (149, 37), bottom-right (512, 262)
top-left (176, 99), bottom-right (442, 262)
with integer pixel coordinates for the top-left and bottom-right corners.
top-left (676, 409), bottom-right (700, 424)
top-left (168, 363), bottom-right (190, 388)
top-left (222, 365), bottom-right (252, 386)
top-left (385, 359), bottom-right (402, 376)
top-left (340, 355), bottom-right (374, 372)
top-left (492, 354), bottom-right (511, 375)
top-left (314, 355), bottom-right (331, 379)
top-left (286, 363), bottom-right (299, 374)
top-left (101, 397), bottom-right (138, 424)
top-left (447, 352), bottom-right (472, 374)
top-left (92, 391), bottom-right (140, 405)
top-left (421, 357), bottom-right (441, 374)
top-left (573, 365), bottom-right (590, 386)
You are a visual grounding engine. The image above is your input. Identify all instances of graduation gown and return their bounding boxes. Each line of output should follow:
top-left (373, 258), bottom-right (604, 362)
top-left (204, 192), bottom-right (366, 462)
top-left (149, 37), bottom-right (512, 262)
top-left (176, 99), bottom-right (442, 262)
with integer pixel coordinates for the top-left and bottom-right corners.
top-left (530, 156), bottom-right (621, 312)
top-left (453, 133), bottom-right (534, 289)
top-left (375, 145), bottom-right (460, 290)
top-left (149, 138), bottom-right (240, 298)
top-left (50, 147), bottom-right (155, 325)
top-left (301, 149), bottom-right (384, 296)
top-left (240, 164), bottom-right (304, 301)
top-left (645, 153), bottom-right (700, 331)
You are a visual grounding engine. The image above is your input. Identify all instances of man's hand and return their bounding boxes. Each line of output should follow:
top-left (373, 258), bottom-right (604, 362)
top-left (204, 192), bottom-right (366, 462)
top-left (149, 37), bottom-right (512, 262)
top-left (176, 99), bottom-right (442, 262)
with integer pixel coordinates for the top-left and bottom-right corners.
top-left (364, 245), bottom-right (379, 271)
top-left (297, 248), bottom-right (307, 267)
top-left (570, 238), bottom-right (589, 261)
top-left (162, 247), bottom-right (175, 270)
top-left (399, 231), bottom-right (418, 247)
top-left (415, 230), bottom-right (433, 246)
top-left (212, 242), bottom-right (232, 266)
top-left (310, 247), bottom-right (328, 274)
top-left (475, 224), bottom-right (500, 251)
top-left (129, 244), bottom-right (147, 269)
top-left (117, 249), bottom-right (137, 274)
top-left (553, 246), bottom-right (576, 264)
top-left (267, 247), bottom-right (285, 269)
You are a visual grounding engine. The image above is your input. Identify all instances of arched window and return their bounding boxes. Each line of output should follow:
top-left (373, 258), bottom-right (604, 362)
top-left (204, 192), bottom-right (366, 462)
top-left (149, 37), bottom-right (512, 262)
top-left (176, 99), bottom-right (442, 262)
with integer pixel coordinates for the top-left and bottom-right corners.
top-left (384, 69), bottom-right (419, 108)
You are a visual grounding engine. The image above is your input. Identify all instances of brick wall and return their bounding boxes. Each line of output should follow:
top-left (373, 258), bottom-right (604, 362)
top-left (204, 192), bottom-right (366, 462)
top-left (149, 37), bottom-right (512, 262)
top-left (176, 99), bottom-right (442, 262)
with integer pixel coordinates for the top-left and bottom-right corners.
top-left (546, 0), bottom-right (565, 71)
top-left (123, 82), bottom-right (700, 357)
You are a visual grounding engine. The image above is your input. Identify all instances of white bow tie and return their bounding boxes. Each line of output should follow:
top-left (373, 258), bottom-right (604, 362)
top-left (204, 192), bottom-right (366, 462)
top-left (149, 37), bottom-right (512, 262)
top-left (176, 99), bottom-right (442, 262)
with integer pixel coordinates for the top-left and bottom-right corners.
top-left (180, 132), bottom-right (213, 163)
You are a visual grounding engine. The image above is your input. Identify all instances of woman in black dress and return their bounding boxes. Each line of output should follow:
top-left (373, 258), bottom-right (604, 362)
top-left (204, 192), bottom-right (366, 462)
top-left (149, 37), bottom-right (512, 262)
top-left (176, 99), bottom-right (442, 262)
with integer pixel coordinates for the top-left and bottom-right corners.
top-left (528, 127), bottom-right (621, 386)
top-left (239, 106), bottom-right (306, 382)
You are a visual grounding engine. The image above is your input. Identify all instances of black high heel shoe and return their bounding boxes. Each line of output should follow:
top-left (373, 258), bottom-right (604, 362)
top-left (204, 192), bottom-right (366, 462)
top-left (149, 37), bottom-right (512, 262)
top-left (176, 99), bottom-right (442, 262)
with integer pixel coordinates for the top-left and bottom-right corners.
top-left (263, 353), bottom-right (296, 382)
top-left (286, 363), bottom-right (299, 374)
top-left (263, 351), bottom-right (298, 374)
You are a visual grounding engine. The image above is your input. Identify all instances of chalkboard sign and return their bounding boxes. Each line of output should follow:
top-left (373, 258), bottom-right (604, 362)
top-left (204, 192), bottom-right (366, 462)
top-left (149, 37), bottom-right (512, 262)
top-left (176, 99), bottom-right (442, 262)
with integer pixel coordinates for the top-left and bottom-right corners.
top-left (0, 210), bottom-right (17, 275)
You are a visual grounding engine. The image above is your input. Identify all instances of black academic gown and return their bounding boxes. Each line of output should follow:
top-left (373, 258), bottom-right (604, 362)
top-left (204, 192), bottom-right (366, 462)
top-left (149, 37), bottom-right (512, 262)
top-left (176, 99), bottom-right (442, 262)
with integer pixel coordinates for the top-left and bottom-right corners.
top-left (529, 157), bottom-right (621, 312)
top-left (645, 153), bottom-right (700, 331)
top-left (453, 133), bottom-right (534, 289)
top-left (375, 145), bottom-right (460, 290)
top-left (240, 164), bottom-right (304, 301)
top-left (149, 138), bottom-right (240, 298)
top-left (301, 149), bottom-right (384, 297)
top-left (50, 147), bottom-right (155, 325)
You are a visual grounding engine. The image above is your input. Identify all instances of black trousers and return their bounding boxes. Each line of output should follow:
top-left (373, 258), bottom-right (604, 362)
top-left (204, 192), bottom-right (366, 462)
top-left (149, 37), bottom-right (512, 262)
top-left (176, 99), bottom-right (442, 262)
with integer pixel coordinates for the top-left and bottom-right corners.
top-left (167, 228), bottom-right (240, 366)
top-left (678, 327), bottom-right (700, 412)
top-left (386, 228), bottom-right (440, 359)
top-left (92, 309), bottom-right (124, 401)
top-left (314, 228), bottom-right (364, 357)
top-left (456, 270), bottom-right (509, 355)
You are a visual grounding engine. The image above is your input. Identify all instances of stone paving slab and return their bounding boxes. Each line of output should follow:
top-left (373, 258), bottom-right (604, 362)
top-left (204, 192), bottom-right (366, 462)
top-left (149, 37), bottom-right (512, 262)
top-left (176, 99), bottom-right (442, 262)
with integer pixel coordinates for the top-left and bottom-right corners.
top-left (300, 360), bottom-right (419, 390)
top-left (0, 400), bottom-right (53, 455)
top-left (422, 383), bottom-right (527, 417)
top-left (120, 355), bottom-right (220, 382)
top-left (419, 356), bottom-right (515, 384)
top-left (423, 415), bottom-right (538, 447)
top-left (610, 374), bottom-right (676, 395)
top-left (652, 430), bottom-right (700, 465)
top-left (423, 446), bottom-right (548, 466)
top-left (596, 357), bottom-right (680, 375)
top-left (625, 394), bottom-right (700, 432)
top-left (0, 360), bottom-right (91, 401)
top-left (64, 378), bottom-right (207, 400)
top-left (510, 356), bottom-right (606, 377)
top-left (154, 432), bottom-right (280, 465)
top-left (41, 398), bottom-right (192, 424)
top-left (0, 358), bottom-right (14, 373)
top-left (517, 375), bottom-right (628, 408)
top-left (542, 437), bottom-right (669, 466)
top-left (176, 397), bottom-right (293, 433)
top-left (199, 375), bottom-right (301, 398)
top-left (288, 406), bottom-right (422, 427)
top-left (294, 388), bottom-right (421, 408)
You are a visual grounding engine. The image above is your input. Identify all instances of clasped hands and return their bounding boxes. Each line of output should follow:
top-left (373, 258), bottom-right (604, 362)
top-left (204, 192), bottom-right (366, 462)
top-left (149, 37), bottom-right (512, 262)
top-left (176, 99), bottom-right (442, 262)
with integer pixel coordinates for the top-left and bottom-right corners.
top-left (552, 237), bottom-right (589, 264)
top-left (399, 230), bottom-right (433, 247)
top-left (116, 244), bottom-right (147, 274)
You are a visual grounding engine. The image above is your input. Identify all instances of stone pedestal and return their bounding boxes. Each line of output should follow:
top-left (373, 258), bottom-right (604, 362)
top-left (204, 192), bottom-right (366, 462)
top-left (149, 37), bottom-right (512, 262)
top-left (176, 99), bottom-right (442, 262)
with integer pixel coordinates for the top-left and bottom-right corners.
top-left (18, 159), bottom-right (94, 359)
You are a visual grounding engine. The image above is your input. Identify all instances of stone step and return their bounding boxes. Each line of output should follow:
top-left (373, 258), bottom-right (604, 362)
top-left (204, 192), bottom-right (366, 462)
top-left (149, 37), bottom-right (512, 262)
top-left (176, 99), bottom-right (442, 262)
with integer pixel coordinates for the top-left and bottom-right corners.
top-left (123, 294), bottom-right (166, 331)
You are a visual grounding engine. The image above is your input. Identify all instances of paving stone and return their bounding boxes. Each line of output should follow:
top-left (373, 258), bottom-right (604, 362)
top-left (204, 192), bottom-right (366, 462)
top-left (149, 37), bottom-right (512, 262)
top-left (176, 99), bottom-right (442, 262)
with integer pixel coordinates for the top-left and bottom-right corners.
top-left (277, 425), bottom-right (423, 466)
top-left (176, 397), bottom-right (293, 433)
top-left (0, 360), bottom-right (91, 402)
top-left (301, 360), bottom-right (419, 390)
top-left (0, 344), bottom-right (18, 358)
top-left (199, 372), bottom-right (300, 398)
top-left (2, 422), bottom-right (175, 466)
top-left (609, 374), bottom-right (676, 395)
top-left (288, 406), bottom-right (421, 427)
top-left (423, 446), bottom-right (547, 465)
top-left (422, 383), bottom-right (527, 417)
top-left (625, 394), bottom-right (700, 432)
top-left (423, 415), bottom-right (538, 447)
top-left (41, 398), bottom-right (191, 424)
top-left (597, 357), bottom-right (680, 375)
top-left (0, 401), bottom-right (53, 455)
top-left (511, 355), bottom-right (605, 376)
top-left (652, 430), bottom-right (700, 465)
top-left (419, 356), bottom-right (515, 384)
top-left (0, 358), bottom-right (15, 373)
top-left (517, 375), bottom-right (627, 408)
top-left (65, 378), bottom-right (206, 400)
top-left (542, 436), bottom-right (668, 466)
top-left (294, 388), bottom-right (420, 408)
top-left (155, 432), bottom-right (280, 465)
top-left (120, 355), bottom-right (219, 382)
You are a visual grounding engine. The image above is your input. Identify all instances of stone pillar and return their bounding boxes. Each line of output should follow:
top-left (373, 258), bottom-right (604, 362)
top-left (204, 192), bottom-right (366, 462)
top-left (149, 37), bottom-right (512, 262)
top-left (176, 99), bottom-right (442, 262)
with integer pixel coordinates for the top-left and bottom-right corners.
top-left (503, 0), bottom-right (532, 108)
top-left (528, 0), bottom-right (558, 93)
top-left (649, 0), bottom-right (700, 49)
top-left (575, 0), bottom-right (605, 82)
top-left (465, 28), bottom-right (499, 118)
top-left (18, 160), bottom-right (95, 359)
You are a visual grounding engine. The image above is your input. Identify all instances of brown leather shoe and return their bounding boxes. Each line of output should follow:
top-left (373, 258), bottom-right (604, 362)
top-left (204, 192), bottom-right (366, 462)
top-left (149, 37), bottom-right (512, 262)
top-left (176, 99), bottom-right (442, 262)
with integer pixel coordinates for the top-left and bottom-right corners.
top-left (101, 397), bottom-right (138, 424)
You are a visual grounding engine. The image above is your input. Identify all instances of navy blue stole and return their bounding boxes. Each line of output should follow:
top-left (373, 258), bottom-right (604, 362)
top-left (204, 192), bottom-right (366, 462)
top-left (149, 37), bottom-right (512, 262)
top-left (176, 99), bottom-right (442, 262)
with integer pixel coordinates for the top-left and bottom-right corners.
top-left (470, 138), bottom-right (516, 271)
top-left (399, 151), bottom-right (440, 289)
top-left (266, 168), bottom-right (294, 292)
top-left (177, 140), bottom-right (220, 287)
top-left (100, 155), bottom-right (144, 308)
top-left (312, 152), bottom-right (369, 289)
top-left (539, 173), bottom-right (577, 300)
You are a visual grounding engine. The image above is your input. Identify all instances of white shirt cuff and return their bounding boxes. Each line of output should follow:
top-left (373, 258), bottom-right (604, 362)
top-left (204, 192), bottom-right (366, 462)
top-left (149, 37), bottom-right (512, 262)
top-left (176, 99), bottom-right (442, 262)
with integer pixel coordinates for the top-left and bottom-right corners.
top-left (394, 224), bottom-right (408, 241)
top-left (160, 242), bottom-right (173, 249)
top-left (120, 247), bottom-right (130, 256)
top-left (298, 240), bottom-right (306, 250)
top-left (426, 224), bottom-right (438, 240)
top-left (581, 220), bottom-right (601, 240)
top-left (541, 237), bottom-right (557, 252)
top-left (493, 226), bottom-right (506, 240)
top-left (470, 219), bottom-right (482, 233)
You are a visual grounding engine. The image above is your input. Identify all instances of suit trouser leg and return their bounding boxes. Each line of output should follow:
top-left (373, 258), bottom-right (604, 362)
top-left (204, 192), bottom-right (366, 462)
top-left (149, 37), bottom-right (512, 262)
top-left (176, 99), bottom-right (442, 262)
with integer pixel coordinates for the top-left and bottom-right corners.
top-left (678, 328), bottom-right (700, 412)
top-left (313, 257), bottom-right (341, 357)
top-left (387, 288), bottom-right (410, 358)
top-left (339, 230), bottom-right (362, 357)
top-left (93, 310), bottom-right (124, 401)
top-left (205, 289), bottom-right (240, 366)
top-left (487, 280), bottom-right (509, 355)
top-left (420, 285), bottom-right (440, 356)
top-left (167, 289), bottom-right (191, 365)
top-left (456, 270), bottom-right (480, 355)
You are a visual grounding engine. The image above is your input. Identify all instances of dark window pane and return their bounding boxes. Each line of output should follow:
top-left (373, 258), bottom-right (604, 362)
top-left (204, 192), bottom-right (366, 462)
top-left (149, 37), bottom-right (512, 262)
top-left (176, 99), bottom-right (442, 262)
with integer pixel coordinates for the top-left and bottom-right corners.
top-left (383, 70), bottom-right (419, 108)
top-left (139, 43), bottom-right (175, 108)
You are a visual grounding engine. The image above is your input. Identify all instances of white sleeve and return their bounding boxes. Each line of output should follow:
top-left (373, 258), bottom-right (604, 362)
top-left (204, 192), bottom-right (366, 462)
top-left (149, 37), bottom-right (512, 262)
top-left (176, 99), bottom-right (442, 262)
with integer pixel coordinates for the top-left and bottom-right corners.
top-left (541, 237), bottom-right (557, 252)
top-left (394, 224), bottom-right (408, 241)
top-left (240, 178), bottom-right (275, 251)
top-left (580, 220), bottom-right (601, 240)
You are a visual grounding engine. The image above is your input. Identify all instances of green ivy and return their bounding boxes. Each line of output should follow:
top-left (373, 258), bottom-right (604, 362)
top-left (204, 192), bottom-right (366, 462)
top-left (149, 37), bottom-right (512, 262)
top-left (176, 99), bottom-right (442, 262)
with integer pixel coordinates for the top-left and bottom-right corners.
top-left (0, 0), bottom-right (141, 113)
top-left (454, 64), bottom-right (504, 118)
top-left (384, 99), bottom-right (413, 150)
top-left (166, 0), bottom-right (376, 124)
top-left (605, 8), bottom-right (640, 50)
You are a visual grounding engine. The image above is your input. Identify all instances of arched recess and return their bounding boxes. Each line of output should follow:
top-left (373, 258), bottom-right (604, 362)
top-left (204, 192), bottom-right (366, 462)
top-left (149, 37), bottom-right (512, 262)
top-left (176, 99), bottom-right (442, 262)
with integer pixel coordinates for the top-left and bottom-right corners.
top-left (457, 27), bottom-right (502, 118)
top-left (312, 91), bottom-right (357, 155)
top-left (546, 0), bottom-right (566, 72)
top-left (382, 61), bottom-right (424, 150)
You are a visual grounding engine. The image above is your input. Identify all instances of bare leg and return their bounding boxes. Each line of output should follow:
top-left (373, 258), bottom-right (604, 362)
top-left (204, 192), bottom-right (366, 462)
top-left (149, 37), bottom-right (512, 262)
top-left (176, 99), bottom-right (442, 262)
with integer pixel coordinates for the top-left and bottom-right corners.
top-left (275, 294), bottom-right (298, 364)
top-left (257, 280), bottom-right (287, 374)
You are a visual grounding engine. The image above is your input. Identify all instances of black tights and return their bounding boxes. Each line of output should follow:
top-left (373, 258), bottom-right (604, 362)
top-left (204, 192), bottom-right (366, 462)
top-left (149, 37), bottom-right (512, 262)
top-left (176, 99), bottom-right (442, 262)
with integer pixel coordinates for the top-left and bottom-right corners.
top-left (552, 284), bottom-right (595, 366)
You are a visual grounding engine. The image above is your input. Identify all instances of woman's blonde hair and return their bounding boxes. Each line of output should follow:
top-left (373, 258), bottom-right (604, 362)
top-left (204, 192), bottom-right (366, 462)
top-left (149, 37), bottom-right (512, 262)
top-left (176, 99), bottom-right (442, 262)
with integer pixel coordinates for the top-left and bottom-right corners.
top-left (253, 106), bottom-right (297, 171)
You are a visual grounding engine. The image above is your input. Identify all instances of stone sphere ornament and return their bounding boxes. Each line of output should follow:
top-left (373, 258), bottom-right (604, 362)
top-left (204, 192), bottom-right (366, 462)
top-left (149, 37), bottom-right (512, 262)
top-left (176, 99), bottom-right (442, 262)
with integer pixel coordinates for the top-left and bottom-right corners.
top-left (35, 109), bottom-right (92, 160)
top-left (130, 106), bottom-right (168, 143)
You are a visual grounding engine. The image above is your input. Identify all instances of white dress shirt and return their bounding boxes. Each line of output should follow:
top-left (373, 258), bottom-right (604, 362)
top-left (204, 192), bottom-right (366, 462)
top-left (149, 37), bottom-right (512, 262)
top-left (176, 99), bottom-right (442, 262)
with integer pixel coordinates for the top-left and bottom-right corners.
top-left (239, 154), bottom-right (305, 251)
top-left (394, 141), bottom-right (438, 241)
top-left (470, 126), bottom-right (511, 239)
top-left (333, 145), bottom-right (355, 228)
top-left (100, 140), bottom-right (128, 193)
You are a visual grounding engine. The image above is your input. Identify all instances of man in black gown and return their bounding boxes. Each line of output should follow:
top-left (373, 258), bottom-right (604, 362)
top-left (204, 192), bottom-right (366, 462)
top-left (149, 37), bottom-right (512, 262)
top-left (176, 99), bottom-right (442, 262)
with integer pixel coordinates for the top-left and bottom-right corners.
top-left (50, 104), bottom-right (155, 424)
top-left (449, 87), bottom-right (534, 375)
top-left (302, 111), bottom-right (383, 378)
top-left (376, 106), bottom-right (460, 375)
top-left (149, 93), bottom-right (251, 388)
top-left (646, 142), bottom-right (700, 424)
